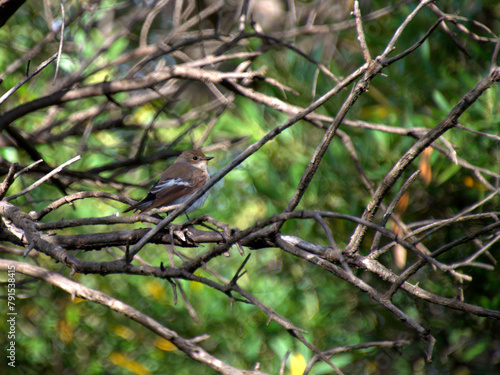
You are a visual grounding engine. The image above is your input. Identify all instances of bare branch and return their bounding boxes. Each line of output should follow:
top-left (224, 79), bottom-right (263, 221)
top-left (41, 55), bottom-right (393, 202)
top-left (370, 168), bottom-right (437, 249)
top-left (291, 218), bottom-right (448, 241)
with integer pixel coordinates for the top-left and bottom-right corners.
top-left (5, 155), bottom-right (81, 201)
top-left (51, 0), bottom-right (64, 85)
top-left (353, 0), bottom-right (371, 62)
top-left (0, 259), bottom-right (267, 375)
top-left (347, 65), bottom-right (500, 255)
top-left (0, 53), bottom-right (57, 105)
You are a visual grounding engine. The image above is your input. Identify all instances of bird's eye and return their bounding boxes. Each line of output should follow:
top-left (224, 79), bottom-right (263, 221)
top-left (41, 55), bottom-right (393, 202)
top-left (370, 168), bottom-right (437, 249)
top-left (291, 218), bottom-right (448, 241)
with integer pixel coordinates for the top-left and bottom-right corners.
top-left (192, 156), bottom-right (198, 160)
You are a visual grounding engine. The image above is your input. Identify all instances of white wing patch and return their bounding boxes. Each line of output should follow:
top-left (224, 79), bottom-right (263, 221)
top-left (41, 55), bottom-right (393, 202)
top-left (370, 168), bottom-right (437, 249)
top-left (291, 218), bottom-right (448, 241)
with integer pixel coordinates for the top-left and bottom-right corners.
top-left (150, 178), bottom-right (191, 194)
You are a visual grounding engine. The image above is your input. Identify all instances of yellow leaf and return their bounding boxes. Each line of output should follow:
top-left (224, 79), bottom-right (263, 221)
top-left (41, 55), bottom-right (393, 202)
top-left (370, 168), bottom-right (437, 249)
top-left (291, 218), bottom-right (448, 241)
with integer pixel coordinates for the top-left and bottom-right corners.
top-left (290, 353), bottom-right (306, 375)
top-left (112, 324), bottom-right (136, 340)
top-left (462, 176), bottom-right (486, 191)
top-left (96, 131), bottom-right (120, 147)
top-left (109, 352), bottom-right (151, 375)
top-left (145, 279), bottom-right (165, 300)
top-left (155, 337), bottom-right (178, 351)
top-left (190, 279), bottom-right (205, 292)
top-left (84, 68), bottom-right (114, 85)
top-left (58, 319), bottom-right (73, 344)
top-left (129, 104), bottom-right (155, 124)
top-left (463, 176), bottom-right (474, 188)
top-left (360, 104), bottom-right (390, 119)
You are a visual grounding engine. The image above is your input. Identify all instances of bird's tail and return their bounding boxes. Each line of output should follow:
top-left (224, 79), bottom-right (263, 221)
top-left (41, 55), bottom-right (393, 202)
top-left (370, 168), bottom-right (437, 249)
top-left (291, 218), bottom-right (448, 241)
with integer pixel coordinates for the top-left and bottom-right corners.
top-left (123, 193), bottom-right (154, 213)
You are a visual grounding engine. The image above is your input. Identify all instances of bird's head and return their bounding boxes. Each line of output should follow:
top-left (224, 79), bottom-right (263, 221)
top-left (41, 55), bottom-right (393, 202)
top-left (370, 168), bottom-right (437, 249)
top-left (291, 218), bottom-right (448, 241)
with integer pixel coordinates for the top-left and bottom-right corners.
top-left (177, 149), bottom-right (213, 170)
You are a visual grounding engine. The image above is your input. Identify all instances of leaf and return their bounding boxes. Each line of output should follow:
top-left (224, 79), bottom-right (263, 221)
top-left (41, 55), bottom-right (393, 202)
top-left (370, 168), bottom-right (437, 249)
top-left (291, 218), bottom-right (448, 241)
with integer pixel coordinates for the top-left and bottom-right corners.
top-left (436, 163), bottom-right (461, 185)
top-left (290, 353), bottom-right (307, 375)
top-left (144, 279), bottom-right (166, 300)
top-left (462, 340), bottom-right (489, 362)
top-left (58, 53), bottom-right (79, 73)
top-left (84, 68), bottom-right (115, 85)
top-left (112, 324), bottom-right (136, 340)
top-left (107, 37), bottom-right (129, 59)
top-left (109, 352), bottom-right (151, 375)
top-left (58, 319), bottom-right (73, 344)
top-left (418, 147), bottom-right (433, 185)
top-left (130, 104), bottom-right (156, 124)
top-left (432, 90), bottom-right (451, 113)
top-left (155, 338), bottom-right (178, 351)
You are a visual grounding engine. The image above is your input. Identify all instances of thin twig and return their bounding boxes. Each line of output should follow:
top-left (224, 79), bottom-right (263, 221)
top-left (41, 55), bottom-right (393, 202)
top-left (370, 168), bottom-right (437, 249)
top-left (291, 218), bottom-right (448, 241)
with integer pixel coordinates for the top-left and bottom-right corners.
top-left (13, 159), bottom-right (44, 179)
top-left (279, 350), bottom-right (291, 375)
top-left (380, 0), bottom-right (434, 59)
top-left (52, 0), bottom-right (65, 85)
top-left (0, 163), bottom-right (18, 200)
top-left (370, 170), bottom-right (421, 252)
top-left (0, 54), bottom-right (57, 105)
top-left (5, 155), bottom-right (81, 201)
top-left (353, 0), bottom-right (371, 62)
top-left (490, 36), bottom-right (500, 73)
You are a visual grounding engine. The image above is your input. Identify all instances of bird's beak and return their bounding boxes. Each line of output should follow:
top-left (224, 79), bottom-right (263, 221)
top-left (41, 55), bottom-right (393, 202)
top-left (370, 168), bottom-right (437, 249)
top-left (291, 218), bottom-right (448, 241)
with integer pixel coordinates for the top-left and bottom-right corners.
top-left (205, 156), bottom-right (214, 161)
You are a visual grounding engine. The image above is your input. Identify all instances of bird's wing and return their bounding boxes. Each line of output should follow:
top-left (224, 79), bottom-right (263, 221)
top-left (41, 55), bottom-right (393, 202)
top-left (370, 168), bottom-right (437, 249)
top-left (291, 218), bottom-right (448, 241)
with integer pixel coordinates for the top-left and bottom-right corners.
top-left (124, 162), bottom-right (209, 213)
top-left (145, 174), bottom-right (207, 211)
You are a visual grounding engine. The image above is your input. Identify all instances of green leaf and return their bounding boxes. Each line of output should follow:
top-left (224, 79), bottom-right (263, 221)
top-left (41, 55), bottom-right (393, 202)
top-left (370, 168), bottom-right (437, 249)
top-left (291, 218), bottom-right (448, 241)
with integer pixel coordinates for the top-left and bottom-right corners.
top-left (436, 163), bottom-right (461, 185)
top-left (432, 90), bottom-right (451, 113)
top-left (463, 340), bottom-right (489, 362)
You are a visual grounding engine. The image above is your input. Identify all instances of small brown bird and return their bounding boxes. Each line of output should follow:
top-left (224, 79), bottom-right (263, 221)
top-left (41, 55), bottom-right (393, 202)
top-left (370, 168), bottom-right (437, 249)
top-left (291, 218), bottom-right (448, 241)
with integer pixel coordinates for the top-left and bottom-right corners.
top-left (124, 149), bottom-right (213, 215)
